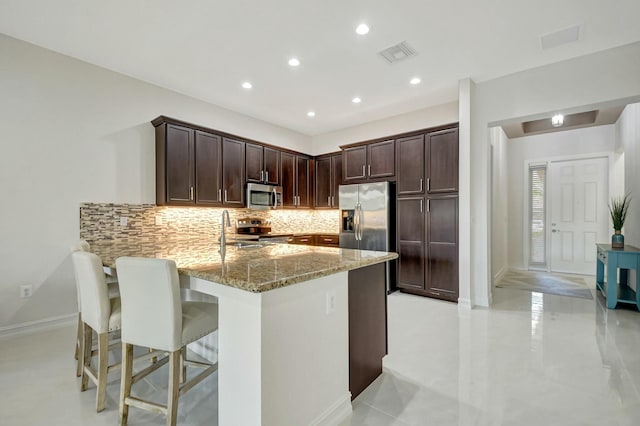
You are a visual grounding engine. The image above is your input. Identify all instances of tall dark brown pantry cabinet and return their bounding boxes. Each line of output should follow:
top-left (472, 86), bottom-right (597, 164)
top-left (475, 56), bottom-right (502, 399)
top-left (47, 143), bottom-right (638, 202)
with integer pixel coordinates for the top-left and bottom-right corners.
top-left (396, 126), bottom-right (459, 302)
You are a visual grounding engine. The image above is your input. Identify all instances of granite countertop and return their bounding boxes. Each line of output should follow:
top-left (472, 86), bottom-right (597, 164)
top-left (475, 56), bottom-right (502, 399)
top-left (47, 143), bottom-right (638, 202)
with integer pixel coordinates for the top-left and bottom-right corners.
top-left (92, 239), bottom-right (397, 293)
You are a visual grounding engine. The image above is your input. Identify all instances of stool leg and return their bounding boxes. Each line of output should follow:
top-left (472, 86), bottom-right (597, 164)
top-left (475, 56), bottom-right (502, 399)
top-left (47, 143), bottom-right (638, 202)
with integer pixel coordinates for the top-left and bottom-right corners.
top-left (167, 350), bottom-right (181, 426)
top-left (120, 343), bottom-right (133, 426)
top-left (81, 323), bottom-right (92, 391)
top-left (75, 313), bottom-right (83, 377)
top-left (96, 332), bottom-right (109, 412)
top-left (180, 347), bottom-right (187, 384)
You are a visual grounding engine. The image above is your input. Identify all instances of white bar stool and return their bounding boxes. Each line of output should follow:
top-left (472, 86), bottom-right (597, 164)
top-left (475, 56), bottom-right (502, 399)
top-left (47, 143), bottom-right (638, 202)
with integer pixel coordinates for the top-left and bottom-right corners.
top-left (115, 257), bottom-right (218, 426)
top-left (71, 250), bottom-right (123, 412)
top-left (71, 240), bottom-right (119, 378)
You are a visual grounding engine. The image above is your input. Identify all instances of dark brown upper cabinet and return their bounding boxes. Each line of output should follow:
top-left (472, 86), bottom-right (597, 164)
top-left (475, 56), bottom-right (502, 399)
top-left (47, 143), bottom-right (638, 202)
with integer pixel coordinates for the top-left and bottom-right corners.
top-left (314, 153), bottom-right (342, 209)
top-left (396, 134), bottom-right (425, 196)
top-left (246, 143), bottom-right (279, 185)
top-left (426, 128), bottom-right (458, 194)
top-left (221, 137), bottom-right (245, 206)
top-left (194, 131), bottom-right (222, 205)
top-left (281, 152), bottom-right (312, 208)
top-left (343, 140), bottom-right (395, 182)
top-left (154, 117), bottom-right (244, 207)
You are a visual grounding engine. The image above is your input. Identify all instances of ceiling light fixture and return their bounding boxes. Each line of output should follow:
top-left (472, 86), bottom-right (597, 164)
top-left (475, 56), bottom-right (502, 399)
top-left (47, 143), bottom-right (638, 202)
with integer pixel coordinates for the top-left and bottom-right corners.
top-left (352, 97), bottom-right (362, 104)
top-left (307, 111), bottom-right (316, 117)
top-left (242, 81), bottom-right (253, 89)
top-left (288, 58), bottom-right (300, 67)
top-left (551, 114), bottom-right (564, 127)
top-left (410, 77), bottom-right (421, 85)
top-left (356, 24), bottom-right (369, 35)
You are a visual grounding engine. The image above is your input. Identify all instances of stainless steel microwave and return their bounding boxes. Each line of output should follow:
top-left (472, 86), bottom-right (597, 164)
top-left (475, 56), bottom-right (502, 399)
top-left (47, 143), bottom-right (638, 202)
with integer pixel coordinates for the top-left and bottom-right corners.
top-left (246, 183), bottom-right (282, 210)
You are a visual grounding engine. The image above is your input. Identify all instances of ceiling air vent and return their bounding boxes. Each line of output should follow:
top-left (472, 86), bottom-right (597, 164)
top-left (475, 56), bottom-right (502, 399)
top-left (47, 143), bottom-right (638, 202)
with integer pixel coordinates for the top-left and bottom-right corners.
top-left (378, 41), bottom-right (417, 64)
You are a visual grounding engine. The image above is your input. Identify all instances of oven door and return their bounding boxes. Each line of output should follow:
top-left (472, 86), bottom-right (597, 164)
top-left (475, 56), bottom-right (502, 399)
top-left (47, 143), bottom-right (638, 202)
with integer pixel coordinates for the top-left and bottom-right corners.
top-left (246, 183), bottom-right (282, 210)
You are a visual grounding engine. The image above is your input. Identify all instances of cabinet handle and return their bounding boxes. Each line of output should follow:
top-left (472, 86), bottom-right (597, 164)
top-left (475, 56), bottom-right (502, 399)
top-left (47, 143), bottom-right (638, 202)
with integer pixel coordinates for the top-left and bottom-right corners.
top-left (331, 195), bottom-right (335, 207)
top-left (218, 189), bottom-right (222, 202)
top-left (265, 171), bottom-right (269, 183)
top-left (323, 238), bottom-right (333, 242)
top-left (427, 199), bottom-right (430, 212)
top-left (224, 190), bottom-right (228, 203)
top-left (362, 165), bottom-right (365, 177)
top-left (300, 238), bottom-right (309, 242)
top-left (260, 170), bottom-right (264, 182)
top-left (419, 178), bottom-right (423, 192)
top-left (420, 199), bottom-right (423, 213)
top-left (427, 178), bottom-right (430, 191)
top-left (328, 196), bottom-right (331, 206)
top-left (190, 186), bottom-right (194, 201)
top-left (368, 164), bottom-right (371, 177)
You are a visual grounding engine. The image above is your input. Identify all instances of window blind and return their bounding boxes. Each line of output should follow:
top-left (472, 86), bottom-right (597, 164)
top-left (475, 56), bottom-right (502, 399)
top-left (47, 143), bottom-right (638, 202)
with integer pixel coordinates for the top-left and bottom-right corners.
top-left (529, 166), bottom-right (546, 266)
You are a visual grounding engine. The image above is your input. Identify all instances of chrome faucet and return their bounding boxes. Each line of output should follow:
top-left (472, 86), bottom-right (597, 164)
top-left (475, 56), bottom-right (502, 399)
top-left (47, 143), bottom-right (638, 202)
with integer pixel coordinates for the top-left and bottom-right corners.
top-left (219, 210), bottom-right (231, 248)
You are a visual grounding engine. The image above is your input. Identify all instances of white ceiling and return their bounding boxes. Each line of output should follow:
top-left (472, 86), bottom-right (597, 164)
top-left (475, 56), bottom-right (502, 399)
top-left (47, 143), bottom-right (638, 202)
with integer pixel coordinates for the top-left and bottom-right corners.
top-left (1, 0), bottom-right (639, 136)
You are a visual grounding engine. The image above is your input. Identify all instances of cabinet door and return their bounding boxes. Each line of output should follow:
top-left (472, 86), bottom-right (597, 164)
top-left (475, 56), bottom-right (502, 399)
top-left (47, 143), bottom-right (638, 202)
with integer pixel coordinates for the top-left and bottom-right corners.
top-left (427, 128), bottom-right (458, 193)
top-left (331, 154), bottom-right (343, 207)
top-left (426, 196), bottom-right (458, 301)
top-left (194, 131), bottom-right (222, 205)
top-left (396, 135), bottom-right (425, 196)
top-left (396, 198), bottom-right (425, 290)
top-left (264, 147), bottom-right (280, 185)
top-left (280, 152), bottom-right (296, 207)
top-left (245, 143), bottom-right (264, 183)
top-left (165, 124), bottom-right (194, 205)
top-left (296, 156), bottom-right (311, 208)
top-left (343, 146), bottom-right (367, 182)
top-left (368, 140), bottom-right (395, 179)
top-left (222, 137), bottom-right (245, 206)
top-left (315, 156), bottom-right (332, 209)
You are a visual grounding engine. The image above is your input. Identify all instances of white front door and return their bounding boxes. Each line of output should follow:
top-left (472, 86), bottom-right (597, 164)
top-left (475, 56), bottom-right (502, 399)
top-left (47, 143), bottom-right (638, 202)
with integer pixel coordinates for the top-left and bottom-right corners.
top-left (549, 157), bottom-right (609, 274)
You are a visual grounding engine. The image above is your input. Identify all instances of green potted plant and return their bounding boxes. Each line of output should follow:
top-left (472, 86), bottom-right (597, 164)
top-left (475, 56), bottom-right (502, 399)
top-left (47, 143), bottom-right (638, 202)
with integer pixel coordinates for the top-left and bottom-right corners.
top-left (609, 194), bottom-right (631, 249)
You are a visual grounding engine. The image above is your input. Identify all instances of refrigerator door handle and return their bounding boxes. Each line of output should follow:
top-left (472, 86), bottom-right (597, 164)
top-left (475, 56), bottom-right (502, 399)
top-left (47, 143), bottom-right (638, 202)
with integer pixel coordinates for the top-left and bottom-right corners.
top-left (358, 202), bottom-right (365, 241)
top-left (355, 202), bottom-right (362, 241)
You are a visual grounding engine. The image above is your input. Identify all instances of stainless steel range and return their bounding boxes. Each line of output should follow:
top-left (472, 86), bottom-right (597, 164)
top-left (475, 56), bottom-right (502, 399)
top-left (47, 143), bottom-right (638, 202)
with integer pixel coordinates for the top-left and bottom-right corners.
top-left (235, 218), bottom-right (292, 244)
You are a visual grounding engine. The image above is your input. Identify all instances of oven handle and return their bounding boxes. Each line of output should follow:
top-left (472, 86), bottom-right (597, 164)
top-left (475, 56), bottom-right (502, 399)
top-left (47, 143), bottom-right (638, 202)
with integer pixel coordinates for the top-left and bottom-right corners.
top-left (272, 187), bottom-right (279, 209)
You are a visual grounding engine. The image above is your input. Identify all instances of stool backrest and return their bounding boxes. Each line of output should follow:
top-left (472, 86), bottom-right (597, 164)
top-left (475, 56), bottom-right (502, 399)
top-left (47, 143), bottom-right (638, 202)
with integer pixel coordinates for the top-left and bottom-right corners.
top-left (71, 251), bottom-right (111, 333)
top-left (115, 257), bottom-right (182, 352)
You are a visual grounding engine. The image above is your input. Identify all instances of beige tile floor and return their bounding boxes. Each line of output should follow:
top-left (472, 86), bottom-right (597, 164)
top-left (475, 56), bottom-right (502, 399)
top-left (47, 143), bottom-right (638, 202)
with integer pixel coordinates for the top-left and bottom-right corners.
top-left (2, 275), bottom-right (640, 425)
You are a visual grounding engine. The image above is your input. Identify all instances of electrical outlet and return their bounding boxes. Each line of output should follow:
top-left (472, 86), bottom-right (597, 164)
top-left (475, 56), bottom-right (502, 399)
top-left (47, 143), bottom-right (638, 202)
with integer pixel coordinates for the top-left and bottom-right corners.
top-left (119, 216), bottom-right (128, 227)
top-left (20, 284), bottom-right (33, 298)
top-left (325, 290), bottom-right (336, 315)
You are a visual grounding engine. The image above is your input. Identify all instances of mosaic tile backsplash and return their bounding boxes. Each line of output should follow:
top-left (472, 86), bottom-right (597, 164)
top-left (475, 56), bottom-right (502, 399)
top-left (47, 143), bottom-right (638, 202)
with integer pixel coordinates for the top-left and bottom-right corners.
top-left (80, 203), bottom-right (340, 246)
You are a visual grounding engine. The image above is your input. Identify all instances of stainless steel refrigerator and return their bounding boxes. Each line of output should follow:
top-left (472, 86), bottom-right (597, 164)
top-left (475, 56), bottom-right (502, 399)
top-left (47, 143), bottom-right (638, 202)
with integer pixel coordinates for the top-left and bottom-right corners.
top-left (339, 181), bottom-right (396, 291)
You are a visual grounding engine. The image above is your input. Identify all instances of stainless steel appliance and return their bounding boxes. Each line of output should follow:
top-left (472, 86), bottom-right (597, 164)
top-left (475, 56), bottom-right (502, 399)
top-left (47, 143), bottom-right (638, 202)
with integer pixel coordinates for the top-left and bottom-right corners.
top-left (235, 217), bottom-right (292, 243)
top-left (246, 183), bottom-right (282, 210)
top-left (339, 181), bottom-right (396, 291)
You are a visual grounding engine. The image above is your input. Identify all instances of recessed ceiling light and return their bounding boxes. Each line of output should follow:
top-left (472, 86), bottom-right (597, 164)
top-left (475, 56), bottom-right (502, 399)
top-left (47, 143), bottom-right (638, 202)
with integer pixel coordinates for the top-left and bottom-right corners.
top-left (242, 81), bottom-right (252, 89)
top-left (551, 114), bottom-right (564, 127)
top-left (352, 97), bottom-right (362, 104)
top-left (410, 77), bottom-right (421, 85)
top-left (288, 58), bottom-right (300, 67)
top-left (307, 111), bottom-right (316, 117)
top-left (355, 24), bottom-right (369, 35)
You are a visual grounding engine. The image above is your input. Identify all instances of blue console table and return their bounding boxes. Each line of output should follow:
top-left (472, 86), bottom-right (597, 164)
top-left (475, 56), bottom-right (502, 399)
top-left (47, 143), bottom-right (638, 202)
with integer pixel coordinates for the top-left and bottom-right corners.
top-left (596, 244), bottom-right (640, 309)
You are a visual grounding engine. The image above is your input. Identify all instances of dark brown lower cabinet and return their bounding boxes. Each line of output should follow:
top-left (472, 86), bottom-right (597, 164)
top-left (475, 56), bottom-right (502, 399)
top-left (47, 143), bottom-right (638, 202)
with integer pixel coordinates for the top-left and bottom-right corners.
top-left (397, 195), bottom-right (458, 302)
top-left (349, 262), bottom-right (387, 400)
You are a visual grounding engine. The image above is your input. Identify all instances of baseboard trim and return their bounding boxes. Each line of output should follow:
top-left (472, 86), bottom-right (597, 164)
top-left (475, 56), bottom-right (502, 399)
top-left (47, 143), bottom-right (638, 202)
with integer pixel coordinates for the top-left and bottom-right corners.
top-left (309, 392), bottom-right (352, 426)
top-left (0, 313), bottom-right (77, 340)
top-left (457, 298), bottom-right (472, 310)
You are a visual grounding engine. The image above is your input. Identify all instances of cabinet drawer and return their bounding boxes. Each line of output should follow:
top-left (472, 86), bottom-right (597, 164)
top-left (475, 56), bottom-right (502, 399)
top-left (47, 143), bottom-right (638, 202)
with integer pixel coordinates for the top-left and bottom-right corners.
top-left (290, 235), bottom-right (314, 245)
top-left (315, 234), bottom-right (339, 247)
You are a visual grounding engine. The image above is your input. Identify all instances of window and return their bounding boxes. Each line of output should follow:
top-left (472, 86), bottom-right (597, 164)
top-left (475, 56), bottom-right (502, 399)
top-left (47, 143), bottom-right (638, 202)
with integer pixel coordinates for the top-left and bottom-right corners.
top-left (529, 165), bottom-right (547, 267)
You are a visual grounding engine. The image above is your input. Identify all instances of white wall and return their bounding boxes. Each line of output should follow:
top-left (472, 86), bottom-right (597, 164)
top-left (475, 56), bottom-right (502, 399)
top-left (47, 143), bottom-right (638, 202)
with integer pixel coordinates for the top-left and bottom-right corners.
top-left (0, 34), bottom-right (311, 330)
top-left (616, 103), bottom-right (640, 247)
top-left (465, 41), bottom-right (640, 307)
top-left (506, 125), bottom-right (617, 270)
top-left (490, 127), bottom-right (509, 282)
top-left (311, 101), bottom-right (458, 155)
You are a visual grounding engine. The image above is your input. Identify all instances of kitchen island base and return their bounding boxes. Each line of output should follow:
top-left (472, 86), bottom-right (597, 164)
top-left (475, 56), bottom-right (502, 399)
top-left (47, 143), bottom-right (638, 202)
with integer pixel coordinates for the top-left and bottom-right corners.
top-left (183, 272), bottom-right (352, 426)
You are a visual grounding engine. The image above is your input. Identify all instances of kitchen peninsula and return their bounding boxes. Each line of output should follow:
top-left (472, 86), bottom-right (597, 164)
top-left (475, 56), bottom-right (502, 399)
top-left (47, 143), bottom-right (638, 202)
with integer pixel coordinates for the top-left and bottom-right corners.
top-left (92, 239), bottom-right (397, 426)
